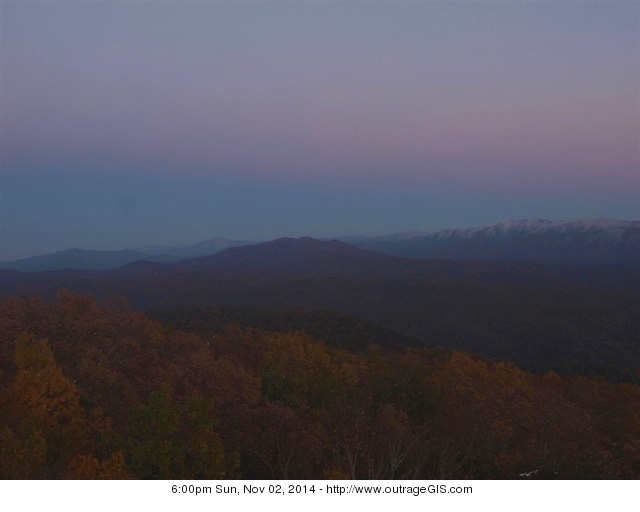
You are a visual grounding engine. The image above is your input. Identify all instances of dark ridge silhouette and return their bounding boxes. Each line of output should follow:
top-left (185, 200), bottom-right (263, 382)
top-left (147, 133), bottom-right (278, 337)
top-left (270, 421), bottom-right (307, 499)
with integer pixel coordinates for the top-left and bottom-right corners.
top-left (4, 219), bottom-right (637, 273)
top-left (0, 236), bottom-right (639, 381)
top-left (0, 248), bottom-right (171, 272)
top-left (178, 237), bottom-right (405, 277)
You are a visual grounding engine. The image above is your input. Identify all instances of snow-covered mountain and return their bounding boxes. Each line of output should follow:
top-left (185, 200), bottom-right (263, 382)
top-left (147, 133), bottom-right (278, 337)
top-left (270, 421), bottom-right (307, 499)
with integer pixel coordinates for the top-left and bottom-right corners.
top-left (346, 219), bottom-right (640, 265)
top-left (2, 220), bottom-right (637, 272)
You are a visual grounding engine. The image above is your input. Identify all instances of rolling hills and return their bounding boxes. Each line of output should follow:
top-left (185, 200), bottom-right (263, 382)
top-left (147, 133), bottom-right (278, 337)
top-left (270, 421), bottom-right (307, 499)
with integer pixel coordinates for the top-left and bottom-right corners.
top-left (0, 236), bottom-right (638, 381)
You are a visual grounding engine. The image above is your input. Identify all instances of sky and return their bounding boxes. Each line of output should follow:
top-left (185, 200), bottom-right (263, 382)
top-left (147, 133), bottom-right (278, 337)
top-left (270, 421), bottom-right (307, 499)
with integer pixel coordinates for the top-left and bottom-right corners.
top-left (1, 1), bottom-right (638, 260)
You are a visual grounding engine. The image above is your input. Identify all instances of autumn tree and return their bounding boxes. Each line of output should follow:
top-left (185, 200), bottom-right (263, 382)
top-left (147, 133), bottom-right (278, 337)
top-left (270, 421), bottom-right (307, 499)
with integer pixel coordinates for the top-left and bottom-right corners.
top-left (1, 332), bottom-right (99, 477)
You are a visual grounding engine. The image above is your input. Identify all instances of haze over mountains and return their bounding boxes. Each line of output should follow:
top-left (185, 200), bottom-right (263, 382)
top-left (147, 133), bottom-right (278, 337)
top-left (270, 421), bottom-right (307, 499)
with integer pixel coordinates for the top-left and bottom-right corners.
top-left (0, 248), bottom-right (166, 273)
top-left (135, 237), bottom-right (254, 261)
top-left (345, 219), bottom-right (640, 265)
top-left (0, 237), bottom-right (253, 272)
top-left (1, 219), bottom-right (638, 272)
top-left (1, 220), bottom-right (639, 382)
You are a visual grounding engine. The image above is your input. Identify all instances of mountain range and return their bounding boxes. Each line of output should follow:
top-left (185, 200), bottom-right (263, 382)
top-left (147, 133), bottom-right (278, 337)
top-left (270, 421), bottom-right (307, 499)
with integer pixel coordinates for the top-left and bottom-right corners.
top-left (1, 219), bottom-right (638, 272)
top-left (0, 228), bottom-right (639, 380)
top-left (0, 238), bottom-right (253, 272)
top-left (344, 219), bottom-right (640, 265)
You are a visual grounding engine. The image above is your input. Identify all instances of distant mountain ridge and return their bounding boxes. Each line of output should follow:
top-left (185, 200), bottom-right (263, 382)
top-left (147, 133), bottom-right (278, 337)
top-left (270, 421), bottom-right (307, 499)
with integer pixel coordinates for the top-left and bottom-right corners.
top-left (345, 219), bottom-right (640, 265)
top-left (1, 219), bottom-right (637, 272)
top-left (0, 238), bottom-right (253, 272)
top-left (0, 248), bottom-right (165, 273)
top-left (177, 237), bottom-right (395, 277)
top-left (0, 235), bottom-right (638, 381)
top-left (3, 236), bottom-right (638, 303)
top-left (135, 237), bottom-right (254, 260)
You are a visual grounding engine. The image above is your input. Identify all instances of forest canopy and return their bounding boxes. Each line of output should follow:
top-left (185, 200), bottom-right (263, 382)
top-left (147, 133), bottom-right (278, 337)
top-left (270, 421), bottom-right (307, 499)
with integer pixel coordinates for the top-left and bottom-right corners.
top-left (1, 292), bottom-right (639, 479)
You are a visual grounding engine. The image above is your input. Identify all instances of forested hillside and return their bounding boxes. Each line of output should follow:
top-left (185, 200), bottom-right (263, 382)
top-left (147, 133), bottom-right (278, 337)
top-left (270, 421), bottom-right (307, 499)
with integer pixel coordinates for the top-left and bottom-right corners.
top-left (1, 293), bottom-right (639, 479)
top-left (1, 238), bottom-right (639, 382)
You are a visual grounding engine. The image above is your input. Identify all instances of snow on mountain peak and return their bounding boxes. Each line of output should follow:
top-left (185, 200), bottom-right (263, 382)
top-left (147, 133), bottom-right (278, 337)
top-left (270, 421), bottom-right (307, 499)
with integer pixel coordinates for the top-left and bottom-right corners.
top-left (372, 219), bottom-right (638, 243)
top-left (448, 218), bottom-right (638, 242)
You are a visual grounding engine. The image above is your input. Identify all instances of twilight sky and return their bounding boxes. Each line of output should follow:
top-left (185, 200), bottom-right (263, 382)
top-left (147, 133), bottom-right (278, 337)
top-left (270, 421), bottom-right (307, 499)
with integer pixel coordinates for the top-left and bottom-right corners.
top-left (1, 1), bottom-right (638, 260)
